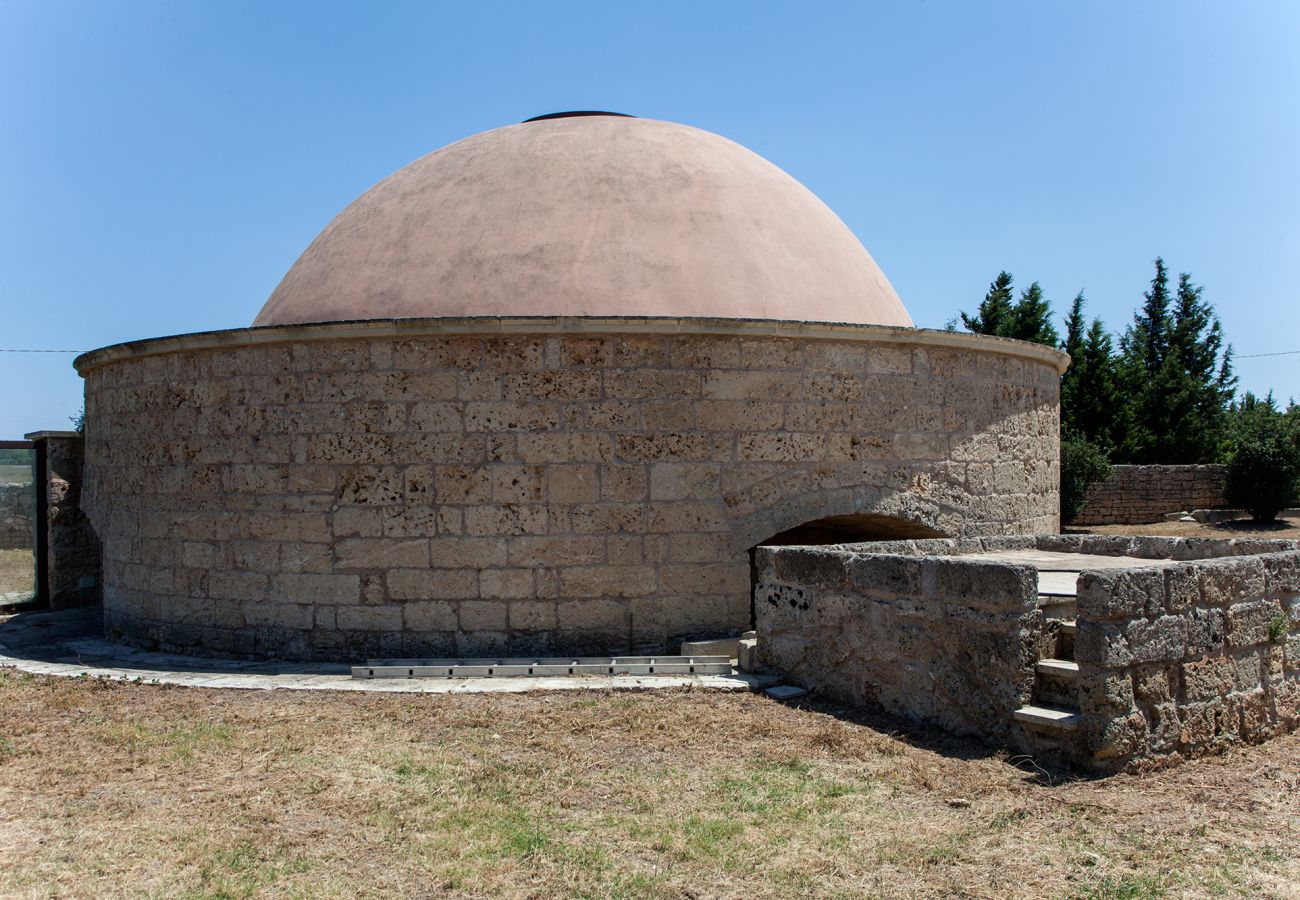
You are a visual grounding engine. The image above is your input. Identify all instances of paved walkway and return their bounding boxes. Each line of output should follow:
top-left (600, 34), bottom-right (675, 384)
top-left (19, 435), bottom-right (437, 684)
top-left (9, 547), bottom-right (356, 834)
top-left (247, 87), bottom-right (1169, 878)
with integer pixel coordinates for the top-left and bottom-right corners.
top-left (0, 605), bottom-right (774, 695)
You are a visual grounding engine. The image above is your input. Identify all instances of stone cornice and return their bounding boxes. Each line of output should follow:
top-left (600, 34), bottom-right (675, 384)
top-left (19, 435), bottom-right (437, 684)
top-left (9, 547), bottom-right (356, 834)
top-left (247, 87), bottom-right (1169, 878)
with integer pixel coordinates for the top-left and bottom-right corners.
top-left (74, 316), bottom-right (1070, 375)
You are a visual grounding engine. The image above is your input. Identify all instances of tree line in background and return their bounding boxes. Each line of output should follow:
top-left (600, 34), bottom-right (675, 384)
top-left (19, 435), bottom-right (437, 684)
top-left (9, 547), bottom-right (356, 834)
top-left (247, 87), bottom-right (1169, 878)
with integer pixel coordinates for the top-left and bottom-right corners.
top-left (957, 259), bottom-right (1300, 521)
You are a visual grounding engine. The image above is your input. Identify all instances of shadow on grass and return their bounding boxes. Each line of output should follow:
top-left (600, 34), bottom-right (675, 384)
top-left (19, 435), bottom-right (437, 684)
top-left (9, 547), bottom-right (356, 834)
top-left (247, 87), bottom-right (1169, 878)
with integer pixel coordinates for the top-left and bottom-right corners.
top-left (769, 690), bottom-right (1098, 788)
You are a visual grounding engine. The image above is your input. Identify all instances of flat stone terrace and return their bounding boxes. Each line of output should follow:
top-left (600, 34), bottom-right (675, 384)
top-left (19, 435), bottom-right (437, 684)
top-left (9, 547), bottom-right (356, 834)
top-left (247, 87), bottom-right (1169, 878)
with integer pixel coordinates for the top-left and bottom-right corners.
top-left (961, 548), bottom-right (1179, 597)
top-left (0, 605), bottom-right (772, 695)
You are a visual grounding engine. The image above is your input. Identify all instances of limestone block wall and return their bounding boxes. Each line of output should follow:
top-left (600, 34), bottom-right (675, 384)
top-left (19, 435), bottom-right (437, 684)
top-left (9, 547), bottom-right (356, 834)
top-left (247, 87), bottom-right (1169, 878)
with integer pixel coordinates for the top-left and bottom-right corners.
top-left (1075, 551), bottom-right (1300, 770)
top-left (1075, 464), bottom-right (1227, 526)
top-left (30, 433), bottom-right (102, 607)
top-left (77, 319), bottom-right (1064, 661)
top-left (754, 545), bottom-right (1041, 742)
top-left (0, 481), bottom-right (35, 550)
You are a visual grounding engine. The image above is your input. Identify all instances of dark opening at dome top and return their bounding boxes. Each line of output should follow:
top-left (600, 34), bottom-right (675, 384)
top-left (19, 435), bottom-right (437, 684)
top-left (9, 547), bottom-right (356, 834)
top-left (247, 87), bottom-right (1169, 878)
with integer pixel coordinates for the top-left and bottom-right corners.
top-left (523, 110), bottom-right (635, 123)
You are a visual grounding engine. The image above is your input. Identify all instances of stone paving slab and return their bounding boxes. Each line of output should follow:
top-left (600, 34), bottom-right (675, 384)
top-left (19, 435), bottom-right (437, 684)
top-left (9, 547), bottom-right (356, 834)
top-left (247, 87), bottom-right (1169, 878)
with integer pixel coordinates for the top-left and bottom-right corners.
top-left (0, 606), bottom-right (776, 695)
top-left (961, 550), bottom-right (1178, 571)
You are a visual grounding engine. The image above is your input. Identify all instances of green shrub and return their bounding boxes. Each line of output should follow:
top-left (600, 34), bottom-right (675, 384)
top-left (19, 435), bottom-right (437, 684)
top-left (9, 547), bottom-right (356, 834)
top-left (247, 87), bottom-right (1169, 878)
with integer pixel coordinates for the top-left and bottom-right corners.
top-left (1225, 411), bottom-right (1300, 522)
top-left (1267, 616), bottom-right (1289, 645)
top-left (1061, 438), bottom-right (1112, 523)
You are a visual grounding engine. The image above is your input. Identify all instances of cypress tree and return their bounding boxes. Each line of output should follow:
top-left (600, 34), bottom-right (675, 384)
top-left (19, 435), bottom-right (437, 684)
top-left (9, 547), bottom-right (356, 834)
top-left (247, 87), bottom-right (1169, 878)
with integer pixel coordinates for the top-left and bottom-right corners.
top-left (1059, 292), bottom-right (1121, 452)
top-left (1059, 293), bottom-right (1088, 439)
top-left (1118, 259), bottom-right (1174, 461)
top-left (1117, 259), bottom-right (1235, 463)
top-left (960, 272), bottom-right (1059, 347)
top-left (1012, 281), bottom-right (1060, 346)
top-left (961, 272), bottom-right (1015, 336)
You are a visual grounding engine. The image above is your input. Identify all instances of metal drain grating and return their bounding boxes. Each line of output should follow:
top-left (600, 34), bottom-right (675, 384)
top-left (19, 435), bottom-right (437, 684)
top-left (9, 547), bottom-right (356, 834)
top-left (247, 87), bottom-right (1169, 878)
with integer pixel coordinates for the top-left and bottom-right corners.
top-left (351, 656), bottom-right (733, 679)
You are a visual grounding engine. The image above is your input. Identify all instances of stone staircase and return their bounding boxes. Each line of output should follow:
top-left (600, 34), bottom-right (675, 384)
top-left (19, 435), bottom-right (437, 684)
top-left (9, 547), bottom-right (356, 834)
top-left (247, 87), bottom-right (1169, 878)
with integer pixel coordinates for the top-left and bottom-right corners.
top-left (1013, 568), bottom-right (1083, 748)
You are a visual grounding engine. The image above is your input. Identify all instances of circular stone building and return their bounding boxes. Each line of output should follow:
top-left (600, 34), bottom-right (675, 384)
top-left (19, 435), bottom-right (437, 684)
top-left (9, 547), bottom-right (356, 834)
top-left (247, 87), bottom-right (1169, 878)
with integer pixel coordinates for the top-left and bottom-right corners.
top-left (76, 113), bottom-right (1067, 661)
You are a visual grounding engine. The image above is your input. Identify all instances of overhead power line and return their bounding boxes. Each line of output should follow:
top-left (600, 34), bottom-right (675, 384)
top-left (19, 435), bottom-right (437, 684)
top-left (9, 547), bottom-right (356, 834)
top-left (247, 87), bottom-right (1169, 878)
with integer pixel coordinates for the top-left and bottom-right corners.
top-left (0, 349), bottom-right (85, 353)
top-left (1235, 349), bottom-right (1300, 359)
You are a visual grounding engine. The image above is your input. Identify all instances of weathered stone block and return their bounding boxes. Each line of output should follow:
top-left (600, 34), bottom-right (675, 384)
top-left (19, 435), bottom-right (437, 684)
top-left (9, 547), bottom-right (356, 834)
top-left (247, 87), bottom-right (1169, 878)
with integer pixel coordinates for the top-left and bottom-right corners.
top-left (557, 599), bottom-right (627, 632)
top-left (1084, 711), bottom-right (1146, 761)
top-left (773, 548), bottom-right (849, 591)
top-left (458, 600), bottom-right (507, 631)
top-left (1198, 557), bottom-right (1267, 607)
top-left (1163, 565), bottom-right (1200, 614)
top-left (933, 559), bottom-right (1034, 610)
top-left (1225, 598), bottom-right (1282, 647)
top-left (333, 538), bottom-right (429, 570)
top-left (558, 566), bottom-right (657, 598)
top-left (1077, 671), bottom-right (1135, 716)
top-left (1077, 568), bottom-right (1164, 619)
top-left (1261, 551), bottom-right (1300, 596)
top-left (547, 465), bottom-right (599, 503)
top-left (386, 568), bottom-right (478, 601)
top-left (1124, 615), bottom-right (1187, 664)
top-left (847, 554), bottom-right (922, 597)
top-left (479, 568), bottom-right (534, 600)
top-left (1183, 656), bottom-right (1236, 702)
top-left (403, 600), bottom-right (458, 631)
top-left (1074, 620), bottom-right (1132, 669)
top-left (336, 604), bottom-right (403, 632)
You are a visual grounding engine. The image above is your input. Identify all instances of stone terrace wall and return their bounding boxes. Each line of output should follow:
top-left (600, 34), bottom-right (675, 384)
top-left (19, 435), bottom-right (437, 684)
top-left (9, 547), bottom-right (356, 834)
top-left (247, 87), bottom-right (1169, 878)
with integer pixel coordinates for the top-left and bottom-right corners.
top-left (78, 322), bottom-right (1063, 661)
top-left (1075, 464), bottom-right (1227, 526)
top-left (754, 545), bottom-right (1041, 743)
top-left (1075, 551), bottom-right (1300, 770)
top-left (0, 481), bottom-right (35, 550)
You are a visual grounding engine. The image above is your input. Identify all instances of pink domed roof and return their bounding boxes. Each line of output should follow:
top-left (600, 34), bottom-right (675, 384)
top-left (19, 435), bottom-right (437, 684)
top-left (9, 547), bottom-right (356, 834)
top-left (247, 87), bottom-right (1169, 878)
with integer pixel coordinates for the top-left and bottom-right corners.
top-left (253, 115), bottom-right (912, 328)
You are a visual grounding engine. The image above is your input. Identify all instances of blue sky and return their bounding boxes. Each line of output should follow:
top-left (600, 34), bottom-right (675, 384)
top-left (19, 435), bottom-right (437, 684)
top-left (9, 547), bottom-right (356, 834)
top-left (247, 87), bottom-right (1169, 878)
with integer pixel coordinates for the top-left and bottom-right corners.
top-left (2, 1), bottom-right (1297, 436)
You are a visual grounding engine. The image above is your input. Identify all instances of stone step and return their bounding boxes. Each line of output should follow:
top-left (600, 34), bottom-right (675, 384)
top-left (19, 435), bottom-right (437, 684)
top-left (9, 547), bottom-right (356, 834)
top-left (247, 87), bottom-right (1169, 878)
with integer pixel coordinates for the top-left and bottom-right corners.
top-left (1037, 596), bottom-right (1077, 616)
top-left (1058, 619), bottom-right (1076, 635)
top-left (1014, 703), bottom-right (1081, 732)
top-left (1036, 658), bottom-right (1079, 679)
top-left (1036, 570), bottom-right (1080, 598)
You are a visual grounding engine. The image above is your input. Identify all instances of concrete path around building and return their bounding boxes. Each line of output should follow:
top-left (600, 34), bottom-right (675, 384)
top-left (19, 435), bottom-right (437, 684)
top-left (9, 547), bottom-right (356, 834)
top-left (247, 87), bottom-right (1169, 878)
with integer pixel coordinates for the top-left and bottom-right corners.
top-left (959, 549), bottom-right (1178, 598)
top-left (0, 605), bottom-right (777, 695)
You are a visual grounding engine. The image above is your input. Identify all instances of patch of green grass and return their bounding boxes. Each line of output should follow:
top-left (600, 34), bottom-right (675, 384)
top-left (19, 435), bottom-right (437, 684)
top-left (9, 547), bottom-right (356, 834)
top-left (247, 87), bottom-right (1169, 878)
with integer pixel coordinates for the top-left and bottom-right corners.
top-left (100, 720), bottom-right (233, 760)
top-left (187, 839), bottom-right (313, 900)
top-left (680, 814), bottom-right (744, 860)
top-left (1267, 616), bottom-right (1289, 645)
top-left (713, 756), bottom-right (864, 821)
top-left (1080, 872), bottom-right (1169, 899)
top-left (989, 808), bottom-right (1030, 829)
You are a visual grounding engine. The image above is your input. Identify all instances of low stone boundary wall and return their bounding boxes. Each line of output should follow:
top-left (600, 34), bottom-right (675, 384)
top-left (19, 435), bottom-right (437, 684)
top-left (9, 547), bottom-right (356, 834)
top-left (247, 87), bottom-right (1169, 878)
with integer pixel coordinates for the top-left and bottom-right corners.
top-left (755, 543), bottom-right (1041, 743)
top-left (1075, 552), bottom-right (1300, 770)
top-left (1075, 464), bottom-right (1226, 526)
top-left (0, 481), bottom-right (35, 550)
top-left (756, 534), bottom-right (1299, 772)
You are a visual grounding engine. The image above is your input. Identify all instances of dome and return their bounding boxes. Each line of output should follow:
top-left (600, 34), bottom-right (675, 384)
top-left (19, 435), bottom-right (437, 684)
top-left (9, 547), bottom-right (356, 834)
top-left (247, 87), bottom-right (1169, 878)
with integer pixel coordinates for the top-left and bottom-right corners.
top-left (253, 114), bottom-right (912, 328)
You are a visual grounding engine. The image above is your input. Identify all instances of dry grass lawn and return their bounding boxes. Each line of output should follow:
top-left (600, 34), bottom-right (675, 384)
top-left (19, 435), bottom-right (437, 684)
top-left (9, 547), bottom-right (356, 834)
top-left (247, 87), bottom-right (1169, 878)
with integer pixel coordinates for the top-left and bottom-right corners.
top-left (1, 671), bottom-right (1297, 899)
top-left (0, 548), bottom-right (34, 596)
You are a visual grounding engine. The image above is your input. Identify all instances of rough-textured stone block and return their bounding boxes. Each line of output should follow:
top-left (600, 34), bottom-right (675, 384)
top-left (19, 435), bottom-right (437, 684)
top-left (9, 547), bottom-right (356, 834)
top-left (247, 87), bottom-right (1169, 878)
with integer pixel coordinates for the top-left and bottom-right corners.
top-left (1077, 671), bottom-right (1135, 716)
top-left (1163, 566), bottom-right (1200, 614)
top-left (1075, 620), bottom-right (1132, 669)
top-left (1226, 599), bottom-right (1283, 648)
top-left (772, 548), bottom-right (849, 591)
top-left (1198, 557), bottom-right (1267, 607)
top-left (1183, 656), bottom-right (1236, 702)
top-left (933, 559), bottom-right (1034, 610)
top-left (333, 538), bottom-right (429, 570)
top-left (1261, 551), bottom-right (1300, 596)
top-left (387, 568), bottom-right (478, 601)
top-left (1124, 615), bottom-right (1188, 664)
top-left (1077, 569), bottom-right (1165, 619)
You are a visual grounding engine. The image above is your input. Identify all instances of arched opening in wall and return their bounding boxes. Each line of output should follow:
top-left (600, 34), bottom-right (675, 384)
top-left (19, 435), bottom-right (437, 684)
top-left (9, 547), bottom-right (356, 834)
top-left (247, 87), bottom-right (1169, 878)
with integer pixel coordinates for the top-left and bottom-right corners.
top-left (747, 513), bottom-right (947, 629)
